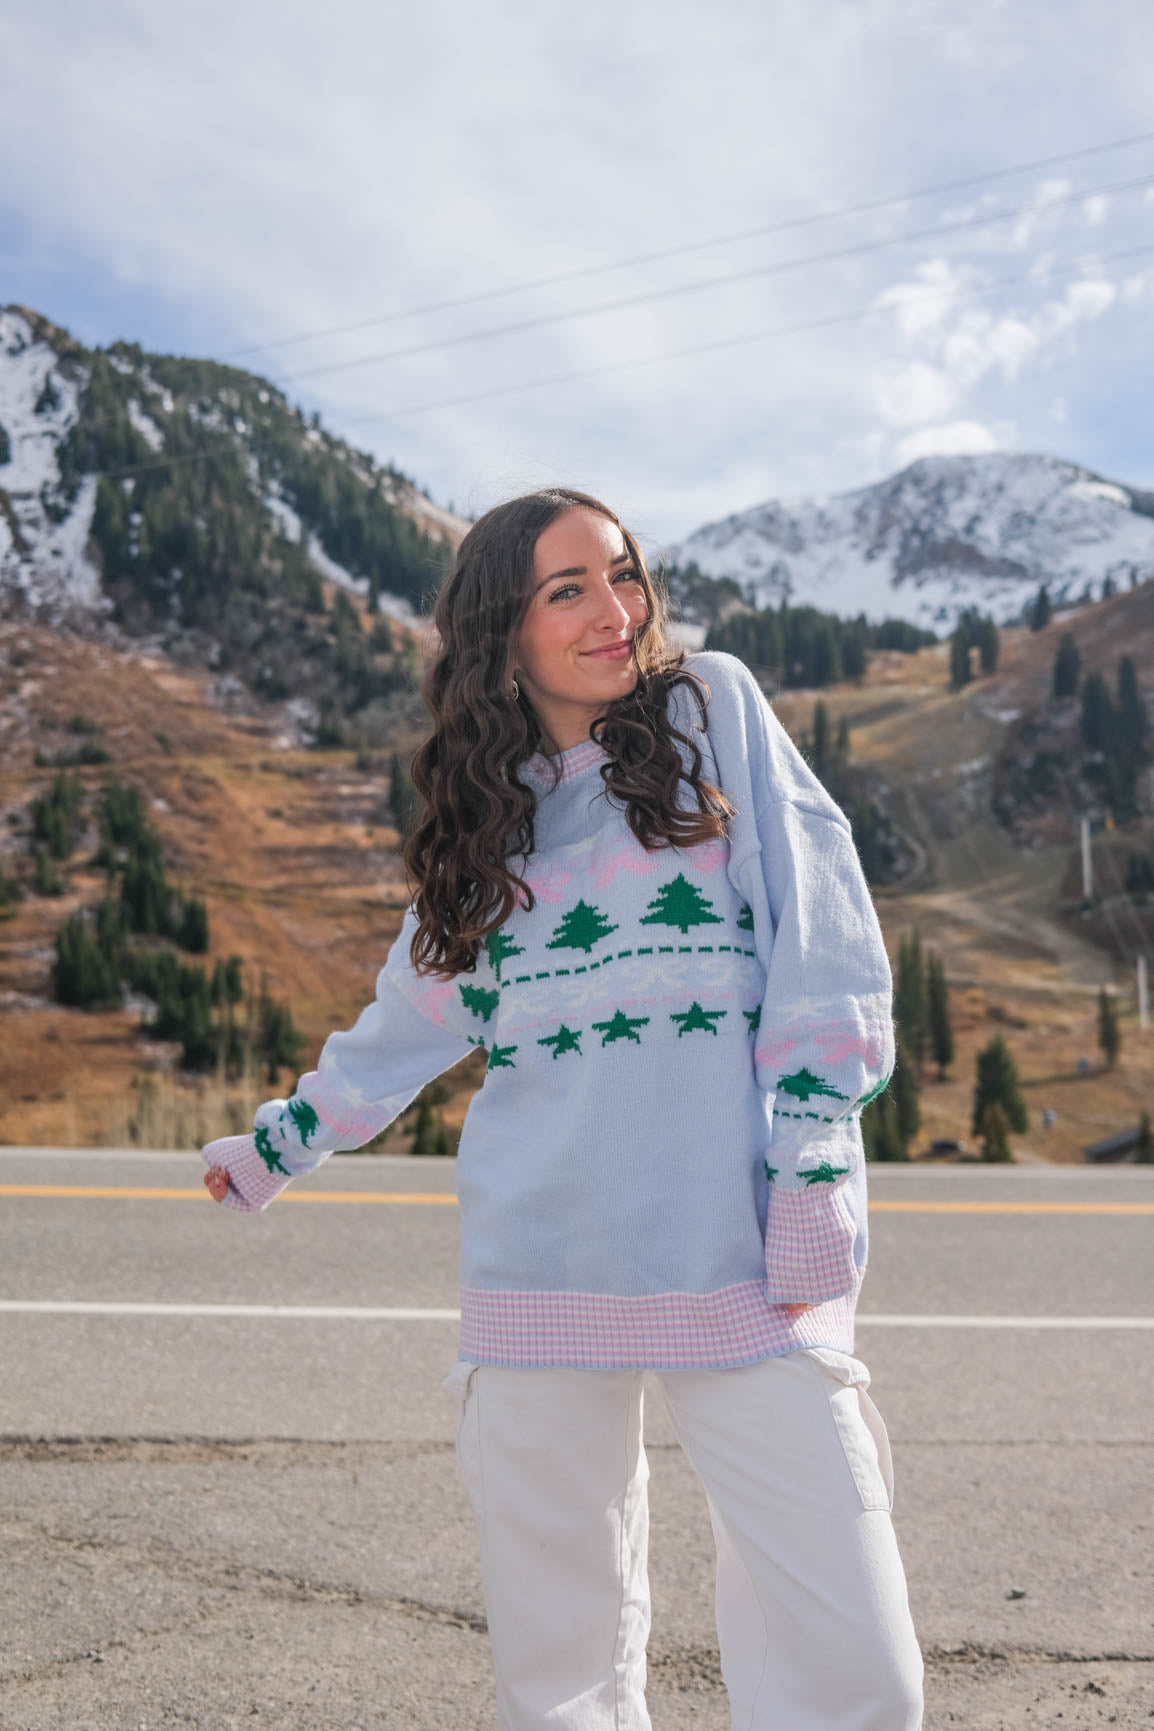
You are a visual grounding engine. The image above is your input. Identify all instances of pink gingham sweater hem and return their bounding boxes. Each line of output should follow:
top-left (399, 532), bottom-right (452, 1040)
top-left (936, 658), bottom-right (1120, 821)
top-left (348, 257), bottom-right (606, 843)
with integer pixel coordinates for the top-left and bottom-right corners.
top-left (458, 1280), bottom-right (861, 1370)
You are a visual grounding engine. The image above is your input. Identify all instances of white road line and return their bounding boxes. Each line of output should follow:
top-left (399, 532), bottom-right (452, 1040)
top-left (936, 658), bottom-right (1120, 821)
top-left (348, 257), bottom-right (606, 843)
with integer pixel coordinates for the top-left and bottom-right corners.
top-left (0, 1302), bottom-right (1150, 1327)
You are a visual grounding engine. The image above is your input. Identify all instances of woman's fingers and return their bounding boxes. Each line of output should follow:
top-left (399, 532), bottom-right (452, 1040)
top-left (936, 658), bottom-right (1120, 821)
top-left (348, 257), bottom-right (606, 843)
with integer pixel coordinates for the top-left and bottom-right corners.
top-left (782, 1302), bottom-right (814, 1315)
top-left (204, 1166), bottom-right (230, 1204)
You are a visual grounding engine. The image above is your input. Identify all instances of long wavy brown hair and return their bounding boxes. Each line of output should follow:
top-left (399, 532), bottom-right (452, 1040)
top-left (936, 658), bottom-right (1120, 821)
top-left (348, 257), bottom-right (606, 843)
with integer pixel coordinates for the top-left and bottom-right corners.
top-left (403, 487), bottom-right (735, 976)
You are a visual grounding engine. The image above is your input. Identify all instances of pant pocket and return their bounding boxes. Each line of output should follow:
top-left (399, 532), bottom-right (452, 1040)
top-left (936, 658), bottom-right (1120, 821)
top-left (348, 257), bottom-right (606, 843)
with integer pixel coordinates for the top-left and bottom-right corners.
top-left (796, 1348), bottom-right (895, 1514)
top-left (441, 1358), bottom-right (485, 1522)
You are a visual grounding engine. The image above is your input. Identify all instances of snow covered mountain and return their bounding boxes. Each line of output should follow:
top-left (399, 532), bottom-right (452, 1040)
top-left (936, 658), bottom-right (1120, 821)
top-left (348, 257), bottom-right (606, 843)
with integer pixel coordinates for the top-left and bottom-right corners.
top-left (670, 453), bottom-right (1154, 631)
top-left (0, 304), bottom-right (468, 629)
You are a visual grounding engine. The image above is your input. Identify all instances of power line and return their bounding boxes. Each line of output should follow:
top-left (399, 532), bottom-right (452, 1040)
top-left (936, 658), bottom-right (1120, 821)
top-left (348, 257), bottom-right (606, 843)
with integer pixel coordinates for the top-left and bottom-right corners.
top-left (272, 170), bottom-right (1154, 387)
top-left (329, 237), bottom-right (1154, 430)
top-left (88, 237), bottom-right (1154, 479)
top-left (222, 127), bottom-right (1154, 362)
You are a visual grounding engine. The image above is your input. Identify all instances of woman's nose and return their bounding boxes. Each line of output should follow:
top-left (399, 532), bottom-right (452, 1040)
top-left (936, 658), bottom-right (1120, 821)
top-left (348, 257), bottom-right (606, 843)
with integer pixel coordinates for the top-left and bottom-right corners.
top-left (593, 582), bottom-right (634, 630)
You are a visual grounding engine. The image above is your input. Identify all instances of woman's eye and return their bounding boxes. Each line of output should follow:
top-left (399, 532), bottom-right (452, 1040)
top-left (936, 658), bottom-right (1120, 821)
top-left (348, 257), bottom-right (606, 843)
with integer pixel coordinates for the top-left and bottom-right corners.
top-left (614, 568), bottom-right (639, 583)
top-left (547, 583), bottom-right (579, 603)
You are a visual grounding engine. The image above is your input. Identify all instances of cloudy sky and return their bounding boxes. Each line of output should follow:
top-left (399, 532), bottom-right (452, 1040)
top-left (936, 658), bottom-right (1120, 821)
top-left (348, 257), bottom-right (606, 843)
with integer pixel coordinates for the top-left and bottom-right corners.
top-left (2, 0), bottom-right (1152, 553)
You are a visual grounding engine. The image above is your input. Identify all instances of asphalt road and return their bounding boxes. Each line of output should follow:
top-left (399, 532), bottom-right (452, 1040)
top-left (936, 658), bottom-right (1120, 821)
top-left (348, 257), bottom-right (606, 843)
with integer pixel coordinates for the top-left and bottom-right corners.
top-left (1, 1151), bottom-right (1151, 1730)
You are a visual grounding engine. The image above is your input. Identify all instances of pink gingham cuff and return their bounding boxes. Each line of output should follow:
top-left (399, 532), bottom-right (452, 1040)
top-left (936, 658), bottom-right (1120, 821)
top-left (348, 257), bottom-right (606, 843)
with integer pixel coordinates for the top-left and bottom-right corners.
top-left (200, 1133), bottom-right (296, 1213)
top-left (763, 1179), bottom-right (860, 1304)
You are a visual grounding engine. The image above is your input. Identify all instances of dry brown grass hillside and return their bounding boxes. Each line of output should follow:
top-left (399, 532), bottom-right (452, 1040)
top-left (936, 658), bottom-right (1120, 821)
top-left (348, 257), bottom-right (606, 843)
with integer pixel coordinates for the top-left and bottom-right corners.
top-left (1, 588), bottom-right (1151, 1161)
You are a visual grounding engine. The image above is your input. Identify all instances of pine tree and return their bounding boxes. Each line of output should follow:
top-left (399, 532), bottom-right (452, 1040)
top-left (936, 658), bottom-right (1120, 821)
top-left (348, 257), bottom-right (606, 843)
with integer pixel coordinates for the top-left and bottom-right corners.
top-left (178, 895), bottom-right (210, 953)
top-left (975, 616), bottom-right (999, 674)
top-left (1136, 1110), bottom-right (1154, 1164)
top-left (971, 1034), bottom-right (1028, 1136)
top-left (926, 950), bottom-right (955, 1080)
top-left (862, 1088), bottom-right (907, 1161)
top-left (949, 632), bottom-right (973, 691)
top-left (1053, 632), bottom-right (1081, 699)
top-left (547, 900), bottom-right (618, 954)
top-left (979, 1101), bottom-right (1012, 1162)
top-left (1081, 670), bottom-right (1115, 752)
top-left (485, 929), bottom-right (524, 981)
top-left (639, 875), bottom-right (722, 936)
top-left (811, 700), bottom-right (830, 779)
top-left (835, 714), bottom-right (851, 762)
top-left (891, 1031), bottom-right (921, 1149)
top-left (410, 1095), bottom-right (435, 1155)
top-left (894, 929), bottom-right (928, 1074)
top-left (1117, 655), bottom-right (1148, 761)
top-left (388, 752), bottom-right (417, 838)
top-left (1097, 987), bottom-right (1120, 1070)
top-left (1029, 584), bottom-right (1052, 630)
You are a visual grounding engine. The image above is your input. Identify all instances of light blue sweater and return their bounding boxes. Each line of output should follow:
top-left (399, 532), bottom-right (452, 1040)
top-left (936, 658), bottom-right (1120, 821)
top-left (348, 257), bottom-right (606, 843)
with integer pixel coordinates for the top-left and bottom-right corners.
top-left (203, 651), bottom-right (895, 1369)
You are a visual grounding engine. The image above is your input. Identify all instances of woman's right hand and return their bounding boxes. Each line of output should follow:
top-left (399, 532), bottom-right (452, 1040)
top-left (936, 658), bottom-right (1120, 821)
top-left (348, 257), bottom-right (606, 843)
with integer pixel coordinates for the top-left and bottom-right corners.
top-left (204, 1165), bottom-right (230, 1204)
top-left (199, 1133), bottom-right (295, 1213)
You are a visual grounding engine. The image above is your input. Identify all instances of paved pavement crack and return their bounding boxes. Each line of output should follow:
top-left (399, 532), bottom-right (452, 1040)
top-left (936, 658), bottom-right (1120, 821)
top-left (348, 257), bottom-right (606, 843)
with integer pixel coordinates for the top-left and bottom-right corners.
top-left (0, 1434), bottom-right (455, 1465)
top-left (0, 1508), bottom-right (489, 1667)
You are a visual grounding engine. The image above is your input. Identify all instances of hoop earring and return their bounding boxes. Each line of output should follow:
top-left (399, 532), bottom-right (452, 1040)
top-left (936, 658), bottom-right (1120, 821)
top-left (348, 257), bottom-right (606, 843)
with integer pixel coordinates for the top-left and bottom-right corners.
top-left (511, 678), bottom-right (520, 701)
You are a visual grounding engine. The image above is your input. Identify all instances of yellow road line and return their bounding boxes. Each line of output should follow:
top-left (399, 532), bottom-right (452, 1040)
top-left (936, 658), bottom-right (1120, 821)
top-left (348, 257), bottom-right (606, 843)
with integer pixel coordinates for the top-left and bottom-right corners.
top-left (0, 1186), bottom-right (1151, 1213)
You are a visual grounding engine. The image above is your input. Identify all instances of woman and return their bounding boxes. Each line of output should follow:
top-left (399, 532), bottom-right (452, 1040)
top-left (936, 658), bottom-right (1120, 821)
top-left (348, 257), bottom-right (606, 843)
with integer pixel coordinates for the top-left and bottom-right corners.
top-left (203, 487), bottom-right (924, 1730)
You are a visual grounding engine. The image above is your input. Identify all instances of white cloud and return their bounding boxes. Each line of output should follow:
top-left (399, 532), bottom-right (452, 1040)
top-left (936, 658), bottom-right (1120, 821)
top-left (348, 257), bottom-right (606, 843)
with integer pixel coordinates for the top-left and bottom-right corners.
top-left (894, 420), bottom-right (1008, 466)
top-left (1, 0), bottom-right (1152, 538)
top-left (874, 360), bottom-right (958, 428)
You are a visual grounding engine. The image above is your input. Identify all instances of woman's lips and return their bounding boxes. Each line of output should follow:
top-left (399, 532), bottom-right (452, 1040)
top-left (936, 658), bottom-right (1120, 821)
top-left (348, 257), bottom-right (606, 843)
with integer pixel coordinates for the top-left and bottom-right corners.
top-left (583, 640), bottom-right (634, 660)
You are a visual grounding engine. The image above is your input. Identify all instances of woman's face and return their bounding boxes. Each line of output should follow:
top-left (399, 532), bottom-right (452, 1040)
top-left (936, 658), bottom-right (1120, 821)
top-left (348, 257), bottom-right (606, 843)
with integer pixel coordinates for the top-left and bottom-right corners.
top-left (515, 506), bottom-right (650, 752)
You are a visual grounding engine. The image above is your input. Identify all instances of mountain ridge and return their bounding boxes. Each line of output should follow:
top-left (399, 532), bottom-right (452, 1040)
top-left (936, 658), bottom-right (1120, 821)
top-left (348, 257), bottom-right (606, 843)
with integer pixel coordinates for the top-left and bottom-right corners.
top-left (670, 450), bottom-right (1154, 633)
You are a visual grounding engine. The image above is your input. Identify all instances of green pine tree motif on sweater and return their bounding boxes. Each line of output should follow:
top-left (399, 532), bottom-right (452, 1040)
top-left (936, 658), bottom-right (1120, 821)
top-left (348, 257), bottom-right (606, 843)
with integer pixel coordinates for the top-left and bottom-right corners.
top-left (592, 1009), bottom-right (650, 1046)
top-left (487, 1043), bottom-right (518, 1072)
top-left (460, 983), bottom-right (500, 1023)
top-left (800, 1161), bottom-right (851, 1186)
top-left (640, 873), bottom-right (724, 936)
top-left (547, 900), bottom-right (618, 955)
top-left (485, 929), bottom-right (524, 982)
top-left (776, 1066), bottom-right (849, 1102)
top-left (854, 1070), bottom-right (893, 1109)
top-left (764, 1161), bottom-right (778, 1183)
top-left (254, 1125), bottom-right (291, 1176)
top-left (670, 1001), bottom-right (727, 1037)
top-left (743, 1006), bottom-right (761, 1034)
top-left (538, 1023), bottom-right (583, 1059)
top-left (736, 902), bottom-right (754, 932)
top-left (287, 1098), bottom-right (320, 1146)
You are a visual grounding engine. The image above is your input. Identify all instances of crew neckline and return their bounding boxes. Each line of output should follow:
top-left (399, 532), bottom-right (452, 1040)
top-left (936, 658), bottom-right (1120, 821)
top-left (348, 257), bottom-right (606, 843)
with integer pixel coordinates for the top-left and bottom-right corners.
top-left (522, 738), bottom-right (609, 788)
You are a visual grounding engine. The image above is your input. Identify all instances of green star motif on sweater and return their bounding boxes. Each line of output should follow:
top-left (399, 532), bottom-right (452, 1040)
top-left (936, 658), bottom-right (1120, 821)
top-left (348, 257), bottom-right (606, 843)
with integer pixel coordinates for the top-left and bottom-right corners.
top-left (254, 1125), bottom-right (291, 1176)
top-left (592, 1009), bottom-right (650, 1046)
top-left (764, 1161), bottom-right (778, 1183)
top-left (547, 900), bottom-right (618, 955)
top-left (286, 1098), bottom-right (320, 1146)
top-left (800, 1161), bottom-right (851, 1186)
top-left (538, 1024), bottom-right (583, 1059)
top-left (743, 1006), bottom-right (761, 1034)
top-left (487, 1043), bottom-right (518, 1072)
top-left (736, 902), bottom-right (754, 932)
top-left (670, 1001), bottom-right (727, 1037)
top-left (776, 1066), bottom-right (849, 1102)
top-left (460, 983), bottom-right (500, 1023)
top-left (640, 873), bottom-right (723, 936)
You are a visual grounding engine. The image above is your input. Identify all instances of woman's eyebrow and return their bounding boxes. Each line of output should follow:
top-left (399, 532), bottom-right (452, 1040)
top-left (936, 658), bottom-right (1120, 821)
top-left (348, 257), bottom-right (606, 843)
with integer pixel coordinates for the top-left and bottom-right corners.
top-left (536, 552), bottom-right (633, 590)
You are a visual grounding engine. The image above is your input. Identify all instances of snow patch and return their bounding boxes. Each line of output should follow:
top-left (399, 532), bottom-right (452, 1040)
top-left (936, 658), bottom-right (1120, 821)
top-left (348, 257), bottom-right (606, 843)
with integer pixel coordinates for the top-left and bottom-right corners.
top-left (127, 398), bottom-right (164, 453)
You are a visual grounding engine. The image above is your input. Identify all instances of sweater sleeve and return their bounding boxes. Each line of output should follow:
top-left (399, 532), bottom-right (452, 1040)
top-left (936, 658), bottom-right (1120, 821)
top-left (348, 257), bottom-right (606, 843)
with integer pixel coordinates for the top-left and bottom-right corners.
top-left (200, 909), bottom-right (477, 1212)
top-left (679, 651), bottom-right (895, 1302)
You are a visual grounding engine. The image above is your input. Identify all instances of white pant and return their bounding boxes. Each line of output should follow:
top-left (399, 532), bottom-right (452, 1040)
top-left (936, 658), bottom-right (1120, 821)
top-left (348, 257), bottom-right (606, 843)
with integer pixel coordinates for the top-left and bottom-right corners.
top-left (442, 1348), bottom-right (924, 1730)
